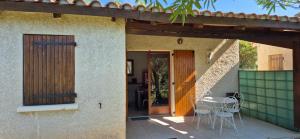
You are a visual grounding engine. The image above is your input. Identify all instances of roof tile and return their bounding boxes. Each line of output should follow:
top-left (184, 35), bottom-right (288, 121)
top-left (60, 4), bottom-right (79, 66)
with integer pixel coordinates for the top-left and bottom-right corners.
top-left (89, 0), bottom-right (101, 7)
top-left (106, 2), bottom-right (118, 8)
top-left (73, 0), bottom-right (86, 6)
top-left (122, 3), bottom-right (133, 10)
top-left (136, 5), bottom-right (146, 12)
top-left (5, 0), bottom-right (300, 23)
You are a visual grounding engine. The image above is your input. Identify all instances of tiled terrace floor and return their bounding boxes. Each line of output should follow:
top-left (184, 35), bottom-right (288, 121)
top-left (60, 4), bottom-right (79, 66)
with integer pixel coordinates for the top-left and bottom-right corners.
top-left (127, 116), bottom-right (300, 139)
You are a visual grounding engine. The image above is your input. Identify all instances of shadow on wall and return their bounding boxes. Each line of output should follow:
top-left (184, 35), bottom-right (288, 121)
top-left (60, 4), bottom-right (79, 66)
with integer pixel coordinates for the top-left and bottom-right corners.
top-left (195, 39), bottom-right (239, 100)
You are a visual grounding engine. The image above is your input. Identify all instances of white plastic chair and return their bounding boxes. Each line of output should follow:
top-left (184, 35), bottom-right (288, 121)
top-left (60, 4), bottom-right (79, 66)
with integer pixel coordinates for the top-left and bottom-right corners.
top-left (227, 95), bottom-right (243, 125)
top-left (196, 101), bottom-right (213, 129)
top-left (189, 95), bottom-right (212, 129)
top-left (212, 97), bottom-right (238, 135)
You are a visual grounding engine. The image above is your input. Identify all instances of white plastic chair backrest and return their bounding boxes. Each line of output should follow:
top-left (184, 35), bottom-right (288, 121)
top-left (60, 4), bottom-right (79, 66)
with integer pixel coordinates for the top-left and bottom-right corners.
top-left (222, 97), bottom-right (237, 111)
top-left (197, 101), bottom-right (211, 111)
top-left (230, 96), bottom-right (240, 110)
top-left (234, 91), bottom-right (244, 106)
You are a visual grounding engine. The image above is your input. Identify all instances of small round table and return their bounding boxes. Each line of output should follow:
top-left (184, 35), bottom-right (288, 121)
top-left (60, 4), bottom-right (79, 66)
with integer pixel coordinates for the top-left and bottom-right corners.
top-left (201, 97), bottom-right (236, 104)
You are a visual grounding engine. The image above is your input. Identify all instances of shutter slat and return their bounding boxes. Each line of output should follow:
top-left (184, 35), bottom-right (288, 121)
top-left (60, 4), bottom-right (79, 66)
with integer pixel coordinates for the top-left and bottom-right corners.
top-left (23, 35), bottom-right (30, 105)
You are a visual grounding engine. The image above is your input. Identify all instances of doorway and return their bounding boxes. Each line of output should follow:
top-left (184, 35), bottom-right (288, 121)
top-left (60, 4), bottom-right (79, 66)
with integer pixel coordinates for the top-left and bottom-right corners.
top-left (126, 51), bottom-right (171, 118)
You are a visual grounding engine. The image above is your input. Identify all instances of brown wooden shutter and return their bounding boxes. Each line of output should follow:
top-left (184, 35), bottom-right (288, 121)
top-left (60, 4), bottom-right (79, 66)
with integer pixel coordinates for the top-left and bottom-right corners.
top-left (269, 54), bottom-right (284, 70)
top-left (23, 34), bottom-right (76, 106)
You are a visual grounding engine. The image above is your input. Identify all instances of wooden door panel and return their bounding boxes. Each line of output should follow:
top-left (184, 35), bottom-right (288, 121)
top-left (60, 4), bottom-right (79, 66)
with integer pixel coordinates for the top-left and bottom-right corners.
top-left (174, 50), bottom-right (196, 116)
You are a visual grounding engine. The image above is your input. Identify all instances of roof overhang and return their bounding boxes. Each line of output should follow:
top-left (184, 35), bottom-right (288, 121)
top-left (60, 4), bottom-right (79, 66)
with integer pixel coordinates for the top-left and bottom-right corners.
top-left (1, 0), bottom-right (300, 48)
top-left (0, 0), bottom-right (300, 31)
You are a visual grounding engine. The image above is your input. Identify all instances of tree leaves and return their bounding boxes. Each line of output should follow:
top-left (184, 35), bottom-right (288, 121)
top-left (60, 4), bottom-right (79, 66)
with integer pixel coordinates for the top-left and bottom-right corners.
top-left (256, 0), bottom-right (298, 14)
top-left (239, 41), bottom-right (257, 70)
top-left (124, 0), bottom-right (299, 23)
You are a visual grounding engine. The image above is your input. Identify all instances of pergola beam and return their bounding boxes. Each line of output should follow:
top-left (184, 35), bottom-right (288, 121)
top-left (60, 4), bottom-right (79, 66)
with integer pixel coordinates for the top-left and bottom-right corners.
top-left (126, 22), bottom-right (300, 48)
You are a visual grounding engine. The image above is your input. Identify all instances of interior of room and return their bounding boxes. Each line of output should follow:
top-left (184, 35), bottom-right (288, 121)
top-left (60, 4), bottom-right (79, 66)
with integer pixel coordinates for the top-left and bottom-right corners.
top-left (127, 51), bottom-right (149, 118)
top-left (127, 51), bottom-right (170, 118)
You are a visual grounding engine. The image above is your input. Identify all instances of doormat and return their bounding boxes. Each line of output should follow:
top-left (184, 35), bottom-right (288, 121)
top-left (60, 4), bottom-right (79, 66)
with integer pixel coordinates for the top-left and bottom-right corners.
top-left (130, 116), bottom-right (149, 121)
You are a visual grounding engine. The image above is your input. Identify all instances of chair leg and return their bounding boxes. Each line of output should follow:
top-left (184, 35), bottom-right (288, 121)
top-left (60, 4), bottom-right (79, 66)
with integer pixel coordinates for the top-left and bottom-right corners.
top-left (193, 112), bottom-right (196, 122)
top-left (238, 112), bottom-right (243, 125)
top-left (197, 115), bottom-right (201, 129)
top-left (212, 114), bottom-right (217, 129)
top-left (219, 118), bottom-right (223, 136)
top-left (208, 113), bottom-right (213, 128)
top-left (232, 116), bottom-right (238, 134)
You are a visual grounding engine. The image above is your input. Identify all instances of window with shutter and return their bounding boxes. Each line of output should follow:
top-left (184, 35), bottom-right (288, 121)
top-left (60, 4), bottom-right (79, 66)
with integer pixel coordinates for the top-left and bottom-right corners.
top-left (269, 54), bottom-right (284, 71)
top-left (23, 34), bottom-right (76, 106)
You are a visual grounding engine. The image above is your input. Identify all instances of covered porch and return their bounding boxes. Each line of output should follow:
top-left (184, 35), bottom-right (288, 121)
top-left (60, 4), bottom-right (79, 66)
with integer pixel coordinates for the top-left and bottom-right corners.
top-left (127, 116), bottom-right (299, 139)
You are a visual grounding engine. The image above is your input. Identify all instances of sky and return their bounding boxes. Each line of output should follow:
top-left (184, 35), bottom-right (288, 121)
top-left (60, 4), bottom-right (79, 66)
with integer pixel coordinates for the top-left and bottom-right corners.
top-left (100, 0), bottom-right (299, 16)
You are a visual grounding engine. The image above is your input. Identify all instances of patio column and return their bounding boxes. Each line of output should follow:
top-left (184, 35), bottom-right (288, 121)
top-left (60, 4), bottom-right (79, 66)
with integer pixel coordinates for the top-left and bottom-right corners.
top-left (293, 41), bottom-right (300, 129)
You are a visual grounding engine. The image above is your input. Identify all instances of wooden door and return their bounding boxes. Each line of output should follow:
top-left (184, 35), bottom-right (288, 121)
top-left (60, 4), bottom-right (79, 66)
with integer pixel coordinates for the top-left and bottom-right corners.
top-left (174, 50), bottom-right (196, 116)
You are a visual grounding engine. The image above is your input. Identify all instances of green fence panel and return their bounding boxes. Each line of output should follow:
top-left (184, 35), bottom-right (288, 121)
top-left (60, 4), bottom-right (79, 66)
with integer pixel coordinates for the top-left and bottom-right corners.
top-left (287, 72), bottom-right (293, 81)
top-left (275, 71), bottom-right (287, 81)
top-left (276, 90), bottom-right (288, 100)
top-left (247, 71), bottom-right (256, 79)
top-left (239, 70), bottom-right (296, 131)
top-left (275, 81), bottom-right (287, 90)
top-left (265, 72), bottom-right (275, 80)
top-left (266, 80), bottom-right (275, 88)
top-left (257, 104), bottom-right (266, 113)
top-left (248, 80), bottom-right (256, 87)
top-left (277, 99), bottom-right (288, 109)
top-left (256, 88), bottom-right (265, 96)
top-left (257, 96), bottom-right (266, 104)
top-left (239, 71), bottom-right (247, 78)
top-left (256, 72), bottom-right (265, 80)
top-left (248, 87), bottom-right (256, 95)
top-left (258, 113), bottom-right (267, 121)
top-left (287, 82), bottom-right (293, 90)
top-left (266, 89), bottom-right (276, 97)
top-left (288, 91), bottom-right (294, 101)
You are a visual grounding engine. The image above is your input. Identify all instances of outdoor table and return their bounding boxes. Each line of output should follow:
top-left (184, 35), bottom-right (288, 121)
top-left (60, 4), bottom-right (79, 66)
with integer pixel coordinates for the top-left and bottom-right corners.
top-left (201, 96), bottom-right (236, 104)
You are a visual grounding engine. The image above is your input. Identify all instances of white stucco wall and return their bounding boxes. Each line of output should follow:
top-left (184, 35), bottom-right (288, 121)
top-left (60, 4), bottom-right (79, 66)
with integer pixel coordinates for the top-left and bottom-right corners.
top-left (126, 35), bottom-right (239, 115)
top-left (0, 12), bottom-right (126, 139)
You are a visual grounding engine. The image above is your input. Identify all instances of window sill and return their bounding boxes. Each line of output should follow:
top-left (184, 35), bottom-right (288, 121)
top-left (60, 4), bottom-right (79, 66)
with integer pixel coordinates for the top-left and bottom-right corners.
top-left (17, 103), bottom-right (79, 113)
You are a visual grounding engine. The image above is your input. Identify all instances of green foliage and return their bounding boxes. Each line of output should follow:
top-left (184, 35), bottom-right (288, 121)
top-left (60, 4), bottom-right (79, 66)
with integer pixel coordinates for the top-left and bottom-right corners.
top-left (255, 0), bottom-right (299, 14)
top-left (130, 0), bottom-right (299, 22)
top-left (239, 40), bottom-right (257, 70)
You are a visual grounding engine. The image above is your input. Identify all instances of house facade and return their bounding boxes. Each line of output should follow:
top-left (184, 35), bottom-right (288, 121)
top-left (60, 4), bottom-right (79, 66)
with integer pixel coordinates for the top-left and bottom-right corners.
top-left (255, 43), bottom-right (293, 71)
top-left (1, 1), bottom-right (300, 139)
top-left (0, 11), bottom-right (238, 139)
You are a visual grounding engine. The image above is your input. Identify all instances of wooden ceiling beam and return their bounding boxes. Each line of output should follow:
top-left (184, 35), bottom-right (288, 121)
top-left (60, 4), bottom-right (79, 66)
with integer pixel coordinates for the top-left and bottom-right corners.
top-left (126, 22), bottom-right (299, 48)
